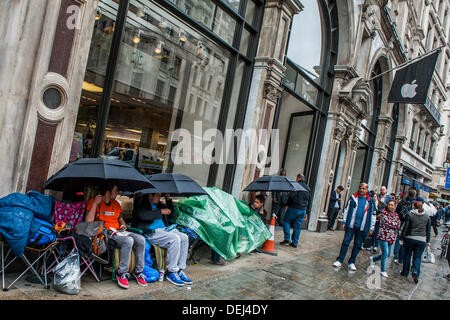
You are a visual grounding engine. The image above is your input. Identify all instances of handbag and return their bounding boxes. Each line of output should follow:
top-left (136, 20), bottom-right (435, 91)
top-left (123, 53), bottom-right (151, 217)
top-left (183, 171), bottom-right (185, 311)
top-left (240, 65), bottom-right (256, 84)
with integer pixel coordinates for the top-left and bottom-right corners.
top-left (422, 245), bottom-right (435, 263)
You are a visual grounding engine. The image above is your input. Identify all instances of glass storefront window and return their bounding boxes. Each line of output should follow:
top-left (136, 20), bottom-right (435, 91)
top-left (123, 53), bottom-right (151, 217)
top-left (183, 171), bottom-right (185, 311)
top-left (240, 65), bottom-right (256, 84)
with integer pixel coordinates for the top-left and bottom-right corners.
top-left (283, 113), bottom-right (314, 179)
top-left (73, 1), bottom-right (232, 187)
top-left (286, 0), bottom-right (324, 83)
top-left (245, 0), bottom-right (256, 26)
top-left (283, 64), bottom-right (296, 91)
top-left (294, 74), bottom-right (318, 105)
top-left (213, 6), bottom-right (237, 44)
top-left (239, 28), bottom-right (250, 55)
top-left (166, 0), bottom-right (236, 45)
top-left (223, 0), bottom-right (241, 12)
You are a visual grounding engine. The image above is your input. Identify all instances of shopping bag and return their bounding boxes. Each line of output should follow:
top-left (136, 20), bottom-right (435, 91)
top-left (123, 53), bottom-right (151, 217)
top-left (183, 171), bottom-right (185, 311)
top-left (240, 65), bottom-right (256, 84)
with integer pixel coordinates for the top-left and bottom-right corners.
top-left (422, 245), bottom-right (435, 263)
top-left (53, 249), bottom-right (81, 295)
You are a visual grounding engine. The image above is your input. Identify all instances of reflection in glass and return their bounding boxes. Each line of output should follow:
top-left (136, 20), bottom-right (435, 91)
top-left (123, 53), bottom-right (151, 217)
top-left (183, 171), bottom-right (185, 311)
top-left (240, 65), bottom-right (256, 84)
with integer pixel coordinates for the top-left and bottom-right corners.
top-left (74, 1), bottom-right (231, 186)
top-left (283, 65), bottom-right (296, 91)
top-left (223, 0), bottom-right (241, 11)
top-left (245, 0), bottom-right (256, 25)
top-left (283, 114), bottom-right (314, 179)
top-left (286, 0), bottom-right (324, 83)
top-left (213, 6), bottom-right (237, 44)
top-left (239, 28), bottom-right (250, 55)
top-left (294, 74), bottom-right (318, 105)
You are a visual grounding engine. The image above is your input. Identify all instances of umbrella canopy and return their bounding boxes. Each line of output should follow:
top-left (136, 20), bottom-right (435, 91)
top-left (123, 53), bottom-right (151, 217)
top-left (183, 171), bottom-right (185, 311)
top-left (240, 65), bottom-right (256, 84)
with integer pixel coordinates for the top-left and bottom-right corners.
top-left (243, 175), bottom-right (307, 192)
top-left (44, 158), bottom-right (154, 192)
top-left (134, 173), bottom-right (207, 197)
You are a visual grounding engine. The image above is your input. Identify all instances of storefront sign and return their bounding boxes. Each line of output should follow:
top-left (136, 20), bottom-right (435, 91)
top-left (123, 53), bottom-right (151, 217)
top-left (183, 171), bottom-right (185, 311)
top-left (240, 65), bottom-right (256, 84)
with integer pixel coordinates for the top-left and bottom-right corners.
top-left (401, 177), bottom-right (412, 185)
top-left (445, 168), bottom-right (450, 189)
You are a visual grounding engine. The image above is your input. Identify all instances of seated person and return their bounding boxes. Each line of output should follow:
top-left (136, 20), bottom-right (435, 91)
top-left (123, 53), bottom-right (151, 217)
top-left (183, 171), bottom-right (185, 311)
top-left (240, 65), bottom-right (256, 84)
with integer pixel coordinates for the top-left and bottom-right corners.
top-left (132, 193), bottom-right (192, 287)
top-left (86, 184), bottom-right (147, 289)
top-left (251, 194), bottom-right (267, 221)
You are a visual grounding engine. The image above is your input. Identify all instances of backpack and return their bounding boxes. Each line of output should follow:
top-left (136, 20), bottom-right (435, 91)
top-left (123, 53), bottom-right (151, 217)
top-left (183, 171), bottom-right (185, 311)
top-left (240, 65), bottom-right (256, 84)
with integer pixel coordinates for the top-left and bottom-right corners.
top-left (28, 217), bottom-right (57, 245)
top-left (399, 199), bottom-right (413, 221)
top-left (75, 221), bottom-right (108, 256)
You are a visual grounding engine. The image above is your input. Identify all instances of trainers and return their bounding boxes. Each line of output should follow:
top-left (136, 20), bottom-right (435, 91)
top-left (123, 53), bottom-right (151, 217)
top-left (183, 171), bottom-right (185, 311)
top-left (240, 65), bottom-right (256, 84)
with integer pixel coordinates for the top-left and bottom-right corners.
top-left (166, 272), bottom-right (184, 287)
top-left (372, 247), bottom-right (378, 253)
top-left (380, 271), bottom-right (388, 278)
top-left (348, 263), bottom-right (357, 271)
top-left (134, 273), bottom-right (148, 287)
top-left (178, 270), bottom-right (193, 285)
top-left (209, 259), bottom-right (226, 266)
top-left (333, 260), bottom-right (342, 268)
top-left (369, 256), bottom-right (374, 267)
top-left (289, 243), bottom-right (297, 248)
top-left (280, 240), bottom-right (290, 245)
top-left (117, 273), bottom-right (130, 289)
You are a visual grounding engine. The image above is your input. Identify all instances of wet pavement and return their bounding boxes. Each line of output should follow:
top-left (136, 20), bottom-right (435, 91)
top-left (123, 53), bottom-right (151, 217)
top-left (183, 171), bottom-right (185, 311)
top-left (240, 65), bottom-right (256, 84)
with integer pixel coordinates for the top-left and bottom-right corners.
top-left (1, 225), bottom-right (448, 300)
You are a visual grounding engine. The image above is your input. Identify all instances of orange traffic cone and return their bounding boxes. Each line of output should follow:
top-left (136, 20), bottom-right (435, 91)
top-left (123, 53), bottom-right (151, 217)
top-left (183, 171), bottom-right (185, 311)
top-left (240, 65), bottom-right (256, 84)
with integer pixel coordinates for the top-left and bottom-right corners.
top-left (257, 215), bottom-right (278, 256)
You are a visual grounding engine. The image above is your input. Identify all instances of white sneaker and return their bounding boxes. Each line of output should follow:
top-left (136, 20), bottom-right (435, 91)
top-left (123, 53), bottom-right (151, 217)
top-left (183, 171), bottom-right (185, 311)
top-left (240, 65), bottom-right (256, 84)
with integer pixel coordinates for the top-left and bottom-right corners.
top-left (372, 247), bottom-right (378, 253)
top-left (369, 256), bottom-right (375, 267)
top-left (333, 261), bottom-right (342, 267)
top-left (348, 263), bottom-right (357, 271)
top-left (380, 271), bottom-right (388, 278)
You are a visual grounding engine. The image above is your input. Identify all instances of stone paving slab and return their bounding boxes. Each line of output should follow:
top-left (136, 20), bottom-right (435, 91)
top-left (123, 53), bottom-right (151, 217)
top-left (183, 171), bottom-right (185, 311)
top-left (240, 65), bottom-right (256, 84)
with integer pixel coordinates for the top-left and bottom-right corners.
top-left (0, 226), bottom-right (448, 300)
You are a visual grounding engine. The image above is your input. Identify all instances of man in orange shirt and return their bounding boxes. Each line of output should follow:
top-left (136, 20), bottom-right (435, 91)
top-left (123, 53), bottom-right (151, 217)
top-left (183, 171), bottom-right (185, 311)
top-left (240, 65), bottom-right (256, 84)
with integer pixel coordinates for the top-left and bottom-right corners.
top-left (86, 184), bottom-right (147, 289)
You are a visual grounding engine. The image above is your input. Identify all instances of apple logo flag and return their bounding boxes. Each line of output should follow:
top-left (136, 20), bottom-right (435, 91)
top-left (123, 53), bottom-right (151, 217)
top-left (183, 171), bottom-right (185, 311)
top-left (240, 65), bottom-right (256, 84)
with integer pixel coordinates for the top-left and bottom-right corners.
top-left (387, 50), bottom-right (440, 104)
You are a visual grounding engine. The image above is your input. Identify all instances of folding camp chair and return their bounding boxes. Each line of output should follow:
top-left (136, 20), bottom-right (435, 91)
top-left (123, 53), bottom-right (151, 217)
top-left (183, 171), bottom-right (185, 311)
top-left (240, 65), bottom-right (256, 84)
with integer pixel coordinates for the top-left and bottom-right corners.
top-left (0, 232), bottom-right (60, 291)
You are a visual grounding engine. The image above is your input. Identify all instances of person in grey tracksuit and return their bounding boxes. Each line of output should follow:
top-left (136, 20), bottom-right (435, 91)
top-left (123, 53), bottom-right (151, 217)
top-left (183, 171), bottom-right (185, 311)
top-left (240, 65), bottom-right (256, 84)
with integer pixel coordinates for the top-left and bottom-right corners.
top-left (132, 193), bottom-right (192, 286)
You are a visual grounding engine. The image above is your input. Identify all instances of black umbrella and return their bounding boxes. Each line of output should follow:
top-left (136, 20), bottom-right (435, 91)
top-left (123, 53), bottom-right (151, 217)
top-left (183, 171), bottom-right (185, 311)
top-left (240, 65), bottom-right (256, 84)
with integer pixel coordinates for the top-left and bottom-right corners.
top-left (243, 175), bottom-right (307, 192)
top-left (133, 173), bottom-right (207, 197)
top-left (44, 158), bottom-right (155, 192)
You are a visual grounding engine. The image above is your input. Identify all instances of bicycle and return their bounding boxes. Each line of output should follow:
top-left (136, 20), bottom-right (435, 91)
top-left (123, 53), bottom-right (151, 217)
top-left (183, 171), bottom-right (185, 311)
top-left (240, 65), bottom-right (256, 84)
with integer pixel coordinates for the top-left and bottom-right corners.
top-left (439, 223), bottom-right (450, 259)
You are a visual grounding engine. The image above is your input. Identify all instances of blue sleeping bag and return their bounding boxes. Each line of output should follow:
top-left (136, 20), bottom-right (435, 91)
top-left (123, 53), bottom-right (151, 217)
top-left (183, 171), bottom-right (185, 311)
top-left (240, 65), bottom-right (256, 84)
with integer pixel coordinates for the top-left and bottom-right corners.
top-left (0, 191), bottom-right (56, 257)
top-left (142, 241), bottom-right (160, 283)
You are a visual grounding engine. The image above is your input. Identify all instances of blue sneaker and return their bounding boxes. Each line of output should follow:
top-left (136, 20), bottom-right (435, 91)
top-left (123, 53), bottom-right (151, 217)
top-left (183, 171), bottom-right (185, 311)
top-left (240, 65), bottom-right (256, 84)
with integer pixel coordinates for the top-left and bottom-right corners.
top-left (178, 270), bottom-right (193, 284)
top-left (165, 272), bottom-right (184, 286)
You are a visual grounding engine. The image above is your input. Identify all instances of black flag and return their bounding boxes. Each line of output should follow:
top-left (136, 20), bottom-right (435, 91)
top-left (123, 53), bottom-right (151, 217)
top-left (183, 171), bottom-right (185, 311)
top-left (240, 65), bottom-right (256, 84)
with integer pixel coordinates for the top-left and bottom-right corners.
top-left (387, 50), bottom-right (440, 104)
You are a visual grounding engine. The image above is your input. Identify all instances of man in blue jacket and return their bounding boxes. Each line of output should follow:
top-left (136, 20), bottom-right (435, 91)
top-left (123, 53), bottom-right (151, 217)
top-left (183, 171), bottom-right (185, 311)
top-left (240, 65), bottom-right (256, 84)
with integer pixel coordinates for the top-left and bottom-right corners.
top-left (327, 185), bottom-right (344, 231)
top-left (333, 182), bottom-right (376, 271)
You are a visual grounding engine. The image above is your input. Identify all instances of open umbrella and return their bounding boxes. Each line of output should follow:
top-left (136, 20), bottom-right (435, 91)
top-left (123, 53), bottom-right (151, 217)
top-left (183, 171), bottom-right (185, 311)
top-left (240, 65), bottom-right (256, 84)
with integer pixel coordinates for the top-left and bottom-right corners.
top-left (243, 175), bottom-right (307, 192)
top-left (133, 173), bottom-right (207, 197)
top-left (44, 158), bottom-right (154, 192)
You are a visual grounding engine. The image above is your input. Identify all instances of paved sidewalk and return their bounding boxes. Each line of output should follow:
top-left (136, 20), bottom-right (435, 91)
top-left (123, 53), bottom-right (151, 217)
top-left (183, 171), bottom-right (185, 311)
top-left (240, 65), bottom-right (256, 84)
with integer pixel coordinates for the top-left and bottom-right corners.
top-left (1, 225), bottom-right (448, 300)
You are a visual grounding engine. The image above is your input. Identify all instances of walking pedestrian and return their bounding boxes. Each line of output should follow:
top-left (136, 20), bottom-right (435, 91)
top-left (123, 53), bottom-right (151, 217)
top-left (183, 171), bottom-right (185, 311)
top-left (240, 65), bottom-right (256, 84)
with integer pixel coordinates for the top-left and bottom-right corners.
top-left (369, 200), bottom-right (401, 277)
top-left (280, 173), bottom-right (310, 249)
top-left (272, 170), bottom-right (289, 226)
top-left (333, 182), bottom-right (376, 271)
top-left (327, 185), bottom-right (344, 231)
top-left (393, 189), bottom-right (417, 265)
top-left (366, 193), bottom-right (386, 252)
top-left (400, 197), bottom-right (431, 284)
top-left (378, 186), bottom-right (393, 205)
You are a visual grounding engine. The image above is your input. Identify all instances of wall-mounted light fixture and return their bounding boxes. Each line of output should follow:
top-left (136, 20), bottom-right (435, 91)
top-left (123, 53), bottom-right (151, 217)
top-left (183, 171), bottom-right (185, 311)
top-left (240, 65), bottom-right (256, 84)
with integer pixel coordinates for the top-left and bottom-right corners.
top-left (179, 31), bottom-right (187, 43)
top-left (155, 41), bottom-right (164, 54)
top-left (133, 30), bottom-right (141, 44)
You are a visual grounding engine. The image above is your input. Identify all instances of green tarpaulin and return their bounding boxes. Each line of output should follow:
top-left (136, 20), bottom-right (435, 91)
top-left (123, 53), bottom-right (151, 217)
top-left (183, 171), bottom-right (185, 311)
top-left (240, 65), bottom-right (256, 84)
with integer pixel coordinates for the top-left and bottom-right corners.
top-left (172, 187), bottom-right (271, 260)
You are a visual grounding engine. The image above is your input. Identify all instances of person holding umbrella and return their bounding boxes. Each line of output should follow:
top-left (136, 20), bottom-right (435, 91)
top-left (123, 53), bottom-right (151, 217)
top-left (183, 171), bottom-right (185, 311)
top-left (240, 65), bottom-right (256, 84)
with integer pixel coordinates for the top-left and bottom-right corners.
top-left (85, 183), bottom-right (148, 289)
top-left (280, 174), bottom-right (311, 248)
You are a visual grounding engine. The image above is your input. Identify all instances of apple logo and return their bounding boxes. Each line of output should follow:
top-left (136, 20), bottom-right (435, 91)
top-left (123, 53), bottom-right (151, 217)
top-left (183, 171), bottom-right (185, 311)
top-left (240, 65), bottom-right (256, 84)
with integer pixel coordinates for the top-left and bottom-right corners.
top-left (401, 80), bottom-right (418, 98)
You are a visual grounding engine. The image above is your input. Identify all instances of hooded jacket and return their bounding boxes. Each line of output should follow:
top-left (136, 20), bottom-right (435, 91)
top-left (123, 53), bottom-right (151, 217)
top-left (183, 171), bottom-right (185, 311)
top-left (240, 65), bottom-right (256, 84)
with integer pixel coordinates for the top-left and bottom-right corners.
top-left (400, 208), bottom-right (431, 243)
top-left (342, 192), bottom-right (376, 233)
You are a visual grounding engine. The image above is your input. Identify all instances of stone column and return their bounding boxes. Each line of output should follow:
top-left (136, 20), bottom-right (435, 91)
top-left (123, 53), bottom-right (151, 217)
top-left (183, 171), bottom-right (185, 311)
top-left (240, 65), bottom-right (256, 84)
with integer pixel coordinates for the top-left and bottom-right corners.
top-left (231, 0), bottom-right (303, 201)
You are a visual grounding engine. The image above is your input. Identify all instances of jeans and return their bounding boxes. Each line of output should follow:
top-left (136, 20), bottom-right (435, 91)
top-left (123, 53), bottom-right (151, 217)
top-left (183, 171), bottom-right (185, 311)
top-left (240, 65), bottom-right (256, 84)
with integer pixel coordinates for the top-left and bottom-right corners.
top-left (373, 221), bottom-right (380, 248)
top-left (394, 231), bottom-right (405, 263)
top-left (401, 238), bottom-right (426, 278)
top-left (211, 249), bottom-right (222, 263)
top-left (282, 208), bottom-right (306, 246)
top-left (372, 240), bottom-right (393, 272)
top-left (336, 227), bottom-right (367, 264)
top-left (327, 207), bottom-right (339, 230)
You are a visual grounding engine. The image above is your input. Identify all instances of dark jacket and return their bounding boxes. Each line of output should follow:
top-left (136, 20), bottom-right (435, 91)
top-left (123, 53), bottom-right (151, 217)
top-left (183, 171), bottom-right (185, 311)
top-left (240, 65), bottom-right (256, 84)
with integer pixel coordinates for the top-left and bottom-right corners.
top-left (328, 190), bottom-right (341, 209)
top-left (131, 198), bottom-right (173, 230)
top-left (287, 181), bottom-right (311, 211)
top-left (400, 209), bottom-right (431, 243)
top-left (396, 196), bottom-right (415, 224)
